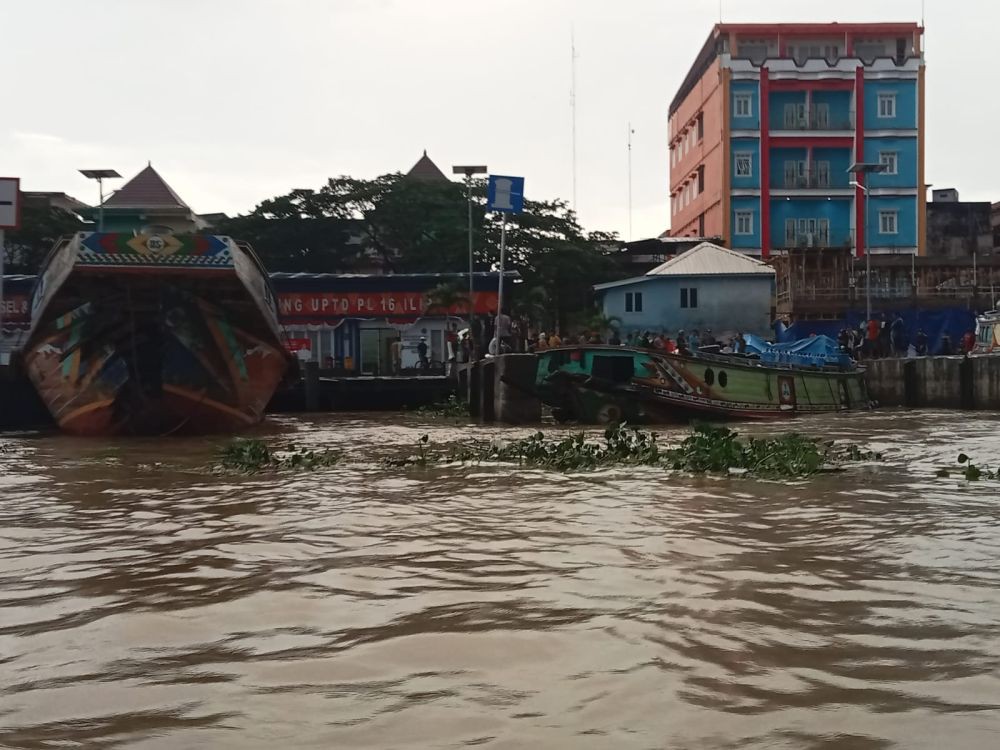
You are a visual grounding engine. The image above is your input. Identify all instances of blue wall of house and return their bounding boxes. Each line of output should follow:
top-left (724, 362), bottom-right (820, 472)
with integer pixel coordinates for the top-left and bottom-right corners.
top-left (730, 196), bottom-right (761, 248)
top-left (864, 195), bottom-right (918, 248)
top-left (863, 79), bottom-right (918, 130)
top-left (862, 136), bottom-right (918, 188)
top-left (769, 197), bottom-right (853, 248)
top-left (600, 275), bottom-right (774, 336)
top-left (730, 80), bottom-right (760, 129)
top-left (730, 138), bottom-right (760, 189)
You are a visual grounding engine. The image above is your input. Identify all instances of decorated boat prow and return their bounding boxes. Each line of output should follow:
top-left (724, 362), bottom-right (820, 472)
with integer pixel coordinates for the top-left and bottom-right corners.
top-left (23, 228), bottom-right (291, 436)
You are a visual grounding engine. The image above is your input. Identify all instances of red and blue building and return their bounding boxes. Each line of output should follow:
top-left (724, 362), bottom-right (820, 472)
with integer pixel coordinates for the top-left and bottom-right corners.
top-left (669, 22), bottom-right (925, 258)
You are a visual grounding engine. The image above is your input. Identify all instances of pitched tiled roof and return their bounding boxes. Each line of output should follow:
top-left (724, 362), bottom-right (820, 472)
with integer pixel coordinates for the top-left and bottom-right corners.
top-left (103, 165), bottom-right (189, 209)
top-left (405, 150), bottom-right (449, 182)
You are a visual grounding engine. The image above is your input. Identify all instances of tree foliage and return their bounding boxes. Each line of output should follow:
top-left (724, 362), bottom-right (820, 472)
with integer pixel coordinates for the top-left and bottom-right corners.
top-left (216, 172), bottom-right (624, 329)
top-left (3, 203), bottom-right (84, 274)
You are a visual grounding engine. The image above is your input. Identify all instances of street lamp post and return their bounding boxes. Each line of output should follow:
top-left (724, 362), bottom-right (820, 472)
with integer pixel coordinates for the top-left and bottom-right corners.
top-left (452, 165), bottom-right (487, 321)
top-left (848, 162), bottom-right (887, 322)
top-left (79, 169), bottom-right (121, 232)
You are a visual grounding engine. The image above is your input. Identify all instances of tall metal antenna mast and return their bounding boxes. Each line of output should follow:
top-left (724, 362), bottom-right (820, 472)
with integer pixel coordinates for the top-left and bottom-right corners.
top-left (571, 27), bottom-right (578, 212)
top-left (627, 122), bottom-right (634, 241)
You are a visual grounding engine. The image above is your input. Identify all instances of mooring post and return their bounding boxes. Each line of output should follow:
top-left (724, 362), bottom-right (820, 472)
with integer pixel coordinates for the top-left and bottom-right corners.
top-left (304, 361), bottom-right (320, 412)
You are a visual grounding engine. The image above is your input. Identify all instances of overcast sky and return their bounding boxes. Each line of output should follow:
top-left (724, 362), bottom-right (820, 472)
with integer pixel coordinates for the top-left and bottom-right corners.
top-left (2, 0), bottom-right (990, 240)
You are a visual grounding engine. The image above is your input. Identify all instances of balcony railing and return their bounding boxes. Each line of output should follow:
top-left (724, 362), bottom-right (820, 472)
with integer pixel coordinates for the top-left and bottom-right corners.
top-left (772, 170), bottom-right (851, 190)
top-left (775, 229), bottom-right (854, 250)
top-left (774, 108), bottom-right (854, 131)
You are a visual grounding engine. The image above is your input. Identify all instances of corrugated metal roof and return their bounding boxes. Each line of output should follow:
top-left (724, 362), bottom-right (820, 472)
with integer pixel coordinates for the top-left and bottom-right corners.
top-left (646, 242), bottom-right (774, 277)
top-left (594, 242), bottom-right (772, 291)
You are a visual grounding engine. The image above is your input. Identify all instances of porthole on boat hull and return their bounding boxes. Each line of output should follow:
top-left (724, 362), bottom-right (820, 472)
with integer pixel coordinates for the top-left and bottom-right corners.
top-left (704, 368), bottom-right (715, 386)
top-left (719, 371), bottom-right (728, 388)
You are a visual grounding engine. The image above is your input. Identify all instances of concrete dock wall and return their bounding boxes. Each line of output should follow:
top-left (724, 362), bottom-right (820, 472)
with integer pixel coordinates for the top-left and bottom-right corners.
top-left (866, 355), bottom-right (997, 409)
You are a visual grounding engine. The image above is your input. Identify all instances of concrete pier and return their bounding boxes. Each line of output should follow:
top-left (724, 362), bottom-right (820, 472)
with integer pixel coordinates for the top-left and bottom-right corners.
top-left (493, 354), bottom-right (542, 424)
top-left (866, 355), bottom-right (1000, 409)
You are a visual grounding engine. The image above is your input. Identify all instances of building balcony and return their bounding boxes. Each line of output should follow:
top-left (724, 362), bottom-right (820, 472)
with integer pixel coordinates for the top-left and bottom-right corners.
top-left (771, 170), bottom-right (852, 190)
top-left (772, 109), bottom-right (855, 131)
top-left (775, 229), bottom-right (854, 250)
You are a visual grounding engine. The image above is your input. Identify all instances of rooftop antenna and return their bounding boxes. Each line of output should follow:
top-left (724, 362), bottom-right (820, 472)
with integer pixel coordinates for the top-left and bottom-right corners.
top-left (570, 26), bottom-right (579, 212)
top-left (627, 122), bottom-right (635, 241)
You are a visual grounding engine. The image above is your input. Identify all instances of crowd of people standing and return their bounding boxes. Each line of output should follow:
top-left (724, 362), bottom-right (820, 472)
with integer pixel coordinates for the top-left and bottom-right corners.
top-left (836, 314), bottom-right (977, 359)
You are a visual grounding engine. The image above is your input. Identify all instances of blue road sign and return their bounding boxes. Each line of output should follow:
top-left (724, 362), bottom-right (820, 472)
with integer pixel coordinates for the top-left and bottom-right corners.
top-left (487, 175), bottom-right (525, 214)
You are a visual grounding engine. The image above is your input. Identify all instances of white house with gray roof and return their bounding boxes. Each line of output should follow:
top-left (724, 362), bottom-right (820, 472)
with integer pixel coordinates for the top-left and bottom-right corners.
top-left (594, 241), bottom-right (775, 337)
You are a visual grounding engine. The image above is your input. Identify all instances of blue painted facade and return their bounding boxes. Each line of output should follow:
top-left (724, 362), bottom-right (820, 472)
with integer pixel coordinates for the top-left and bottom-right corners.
top-left (730, 196), bottom-right (761, 248)
top-left (863, 79), bottom-right (918, 130)
top-left (599, 275), bottom-right (774, 336)
top-left (769, 198), bottom-right (853, 249)
top-left (730, 80), bottom-right (760, 129)
top-left (730, 138), bottom-right (760, 189)
top-left (864, 195), bottom-right (918, 248)
top-left (863, 136), bottom-right (918, 187)
top-left (723, 71), bottom-right (921, 255)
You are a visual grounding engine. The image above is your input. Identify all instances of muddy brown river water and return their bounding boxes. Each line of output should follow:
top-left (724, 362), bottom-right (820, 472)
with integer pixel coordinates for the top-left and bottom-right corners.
top-left (1, 411), bottom-right (999, 749)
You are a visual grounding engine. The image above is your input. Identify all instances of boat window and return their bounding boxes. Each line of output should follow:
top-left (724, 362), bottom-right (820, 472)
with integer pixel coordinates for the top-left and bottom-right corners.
top-left (704, 368), bottom-right (715, 386)
top-left (718, 371), bottom-right (728, 388)
top-left (592, 355), bottom-right (635, 383)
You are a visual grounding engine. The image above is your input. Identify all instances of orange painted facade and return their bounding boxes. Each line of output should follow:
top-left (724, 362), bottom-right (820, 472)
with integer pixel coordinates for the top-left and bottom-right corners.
top-left (668, 59), bottom-right (725, 240)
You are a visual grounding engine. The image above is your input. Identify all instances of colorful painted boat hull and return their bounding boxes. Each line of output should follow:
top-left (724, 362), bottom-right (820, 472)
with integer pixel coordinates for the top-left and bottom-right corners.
top-left (23, 232), bottom-right (291, 436)
top-left (534, 346), bottom-right (868, 424)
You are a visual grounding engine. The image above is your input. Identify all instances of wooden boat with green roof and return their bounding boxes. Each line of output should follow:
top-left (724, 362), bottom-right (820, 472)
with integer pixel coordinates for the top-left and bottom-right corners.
top-left (533, 341), bottom-right (869, 424)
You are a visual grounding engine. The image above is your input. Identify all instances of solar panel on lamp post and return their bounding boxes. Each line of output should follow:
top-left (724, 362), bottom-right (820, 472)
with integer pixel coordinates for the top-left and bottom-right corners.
top-left (79, 169), bottom-right (122, 232)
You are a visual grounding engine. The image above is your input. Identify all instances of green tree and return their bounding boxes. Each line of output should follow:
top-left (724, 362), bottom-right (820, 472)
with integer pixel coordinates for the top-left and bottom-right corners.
top-left (3, 203), bottom-right (84, 274)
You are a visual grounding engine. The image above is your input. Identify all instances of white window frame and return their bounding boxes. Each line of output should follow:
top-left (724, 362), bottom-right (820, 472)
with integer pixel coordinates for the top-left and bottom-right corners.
top-left (734, 152), bottom-right (753, 178)
top-left (879, 210), bottom-right (899, 235)
top-left (735, 211), bottom-right (753, 235)
top-left (734, 94), bottom-right (752, 118)
top-left (877, 93), bottom-right (896, 118)
top-left (878, 151), bottom-right (898, 175)
top-left (625, 291), bottom-right (643, 313)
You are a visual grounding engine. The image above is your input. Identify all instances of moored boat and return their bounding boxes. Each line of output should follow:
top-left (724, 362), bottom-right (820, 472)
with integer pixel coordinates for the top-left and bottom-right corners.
top-left (23, 230), bottom-right (291, 435)
top-left (533, 341), bottom-right (868, 424)
top-left (974, 310), bottom-right (1000, 353)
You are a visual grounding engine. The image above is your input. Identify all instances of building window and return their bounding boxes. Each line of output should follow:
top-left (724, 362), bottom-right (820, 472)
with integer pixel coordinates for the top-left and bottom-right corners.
top-left (734, 94), bottom-right (752, 117)
top-left (734, 152), bottom-right (752, 177)
top-left (697, 165), bottom-right (705, 193)
top-left (879, 151), bottom-right (898, 175)
top-left (879, 210), bottom-right (898, 234)
top-left (877, 93), bottom-right (896, 118)
top-left (625, 291), bottom-right (643, 313)
top-left (696, 113), bottom-right (704, 141)
top-left (680, 287), bottom-right (698, 309)
top-left (735, 211), bottom-right (753, 235)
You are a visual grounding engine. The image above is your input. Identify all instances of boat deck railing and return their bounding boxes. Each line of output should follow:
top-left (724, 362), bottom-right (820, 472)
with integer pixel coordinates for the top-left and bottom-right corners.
top-left (545, 344), bottom-right (859, 374)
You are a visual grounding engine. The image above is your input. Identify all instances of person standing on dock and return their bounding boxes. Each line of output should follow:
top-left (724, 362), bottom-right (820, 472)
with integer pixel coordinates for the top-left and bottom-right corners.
top-left (417, 337), bottom-right (429, 370)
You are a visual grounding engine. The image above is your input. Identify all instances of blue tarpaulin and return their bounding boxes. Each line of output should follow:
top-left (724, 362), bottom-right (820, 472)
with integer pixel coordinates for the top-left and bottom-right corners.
top-left (743, 334), bottom-right (853, 369)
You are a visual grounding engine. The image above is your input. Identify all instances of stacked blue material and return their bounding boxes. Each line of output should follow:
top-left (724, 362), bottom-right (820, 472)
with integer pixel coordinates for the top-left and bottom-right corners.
top-left (741, 334), bottom-right (853, 370)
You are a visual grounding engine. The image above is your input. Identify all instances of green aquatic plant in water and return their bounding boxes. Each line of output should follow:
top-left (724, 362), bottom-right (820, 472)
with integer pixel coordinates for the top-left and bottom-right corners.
top-left (936, 453), bottom-right (998, 481)
top-left (220, 438), bottom-right (340, 473)
top-left (447, 423), bottom-right (878, 479)
top-left (416, 394), bottom-right (470, 420)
